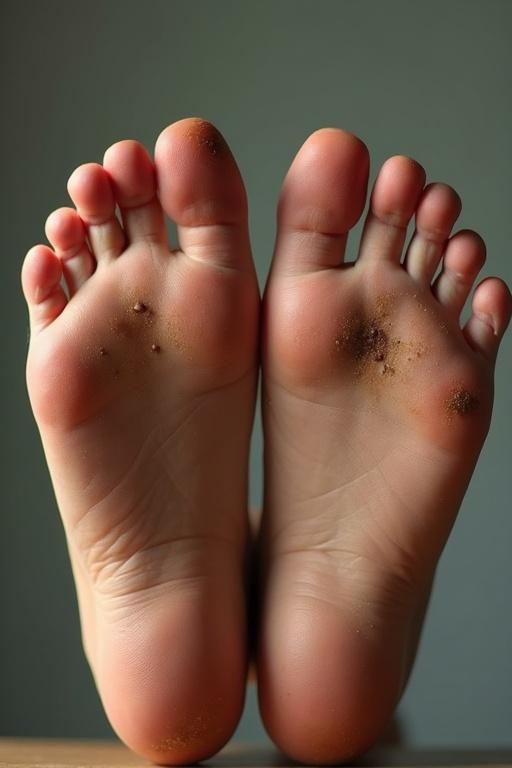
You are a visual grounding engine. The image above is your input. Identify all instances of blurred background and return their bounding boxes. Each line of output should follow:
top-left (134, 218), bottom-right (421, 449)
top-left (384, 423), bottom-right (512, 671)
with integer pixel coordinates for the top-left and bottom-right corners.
top-left (1, 0), bottom-right (511, 748)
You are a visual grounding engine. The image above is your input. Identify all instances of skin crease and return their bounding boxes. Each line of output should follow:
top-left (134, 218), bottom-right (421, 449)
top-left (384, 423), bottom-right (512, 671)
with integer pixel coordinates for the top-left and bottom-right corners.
top-left (23, 120), bottom-right (260, 765)
top-left (257, 131), bottom-right (511, 763)
top-left (21, 120), bottom-right (511, 765)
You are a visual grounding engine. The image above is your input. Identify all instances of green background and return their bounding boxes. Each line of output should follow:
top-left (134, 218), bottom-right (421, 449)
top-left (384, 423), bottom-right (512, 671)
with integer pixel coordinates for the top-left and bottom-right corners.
top-left (1, 0), bottom-right (511, 746)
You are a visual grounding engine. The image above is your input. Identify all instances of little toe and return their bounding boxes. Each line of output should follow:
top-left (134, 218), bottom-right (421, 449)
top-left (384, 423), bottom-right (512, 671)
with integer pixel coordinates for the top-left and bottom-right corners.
top-left (272, 128), bottom-right (370, 274)
top-left (103, 140), bottom-right (166, 246)
top-left (45, 207), bottom-right (95, 295)
top-left (433, 230), bottom-right (486, 317)
top-left (464, 277), bottom-right (512, 362)
top-left (357, 155), bottom-right (425, 265)
top-left (22, 245), bottom-right (67, 332)
top-left (155, 118), bottom-right (253, 271)
top-left (405, 183), bottom-right (462, 283)
top-left (67, 163), bottom-right (125, 261)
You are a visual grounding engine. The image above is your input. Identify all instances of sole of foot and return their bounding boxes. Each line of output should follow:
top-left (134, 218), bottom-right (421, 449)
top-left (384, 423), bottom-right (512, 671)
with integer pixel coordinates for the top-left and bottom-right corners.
top-left (258, 128), bottom-right (511, 764)
top-left (22, 118), bottom-right (260, 764)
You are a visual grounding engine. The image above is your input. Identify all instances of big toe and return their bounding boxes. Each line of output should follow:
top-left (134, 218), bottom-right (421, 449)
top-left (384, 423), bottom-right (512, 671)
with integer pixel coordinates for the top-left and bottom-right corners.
top-left (272, 127), bottom-right (370, 274)
top-left (154, 118), bottom-right (254, 271)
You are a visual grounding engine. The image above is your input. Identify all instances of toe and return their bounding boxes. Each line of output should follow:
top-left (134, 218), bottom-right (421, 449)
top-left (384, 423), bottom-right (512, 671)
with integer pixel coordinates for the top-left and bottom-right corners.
top-left (22, 245), bottom-right (67, 332)
top-left (154, 117), bottom-right (253, 271)
top-left (271, 128), bottom-right (369, 274)
top-left (45, 207), bottom-right (95, 295)
top-left (357, 156), bottom-right (426, 264)
top-left (464, 277), bottom-right (512, 362)
top-left (67, 163), bottom-right (124, 261)
top-left (433, 230), bottom-right (486, 317)
top-left (405, 183), bottom-right (462, 283)
top-left (103, 140), bottom-right (166, 246)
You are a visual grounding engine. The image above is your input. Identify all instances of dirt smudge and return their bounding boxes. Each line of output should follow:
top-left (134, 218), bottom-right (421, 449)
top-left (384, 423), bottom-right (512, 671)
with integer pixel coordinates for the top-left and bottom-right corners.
top-left (152, 714), bottom-right (210, 753)
top-left (188, 119), bottom-right (226, 158)
top-left (129, 300), bottom-right (155, 327)
top-left (445, 388), bottom-right (479, 416)
top-left (334, 292), bottom-right (432, 386)
top-left (336, 321), bottom-right (388, 363)
top-left (334, 293), bottom-right (397, 381)
top-left (167, 316), bottom-right (188, 356)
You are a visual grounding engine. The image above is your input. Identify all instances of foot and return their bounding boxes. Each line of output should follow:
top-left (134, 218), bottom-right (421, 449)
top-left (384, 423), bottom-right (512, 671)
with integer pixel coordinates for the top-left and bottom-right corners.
top-left (21, 119), bottom-right (259, 764)
top-left (259, 129), bottom-right (511, 764)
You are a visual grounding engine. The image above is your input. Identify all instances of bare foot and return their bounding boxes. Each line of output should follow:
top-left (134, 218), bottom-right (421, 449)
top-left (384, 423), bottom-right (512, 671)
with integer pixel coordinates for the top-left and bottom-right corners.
top-left (22, 119), bottom-right (259, 764)
top-left (259, 128), bottom-right (511, 764)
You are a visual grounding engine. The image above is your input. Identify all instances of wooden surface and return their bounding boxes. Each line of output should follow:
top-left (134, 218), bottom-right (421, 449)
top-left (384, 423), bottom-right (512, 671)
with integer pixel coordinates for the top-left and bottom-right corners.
top-left (0, 738), bottom-right (512, 768)
top-left (0, 740), bottom-right (511, 768)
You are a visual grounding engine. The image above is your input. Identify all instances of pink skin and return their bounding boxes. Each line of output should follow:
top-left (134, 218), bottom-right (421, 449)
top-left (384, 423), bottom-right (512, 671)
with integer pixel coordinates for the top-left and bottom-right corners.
top-left (258, 129), bottom-right (511, 764)
top-left (21, 122), bottom-right (511, 766)
top-left (22, 120), bottom-right (259, 765)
